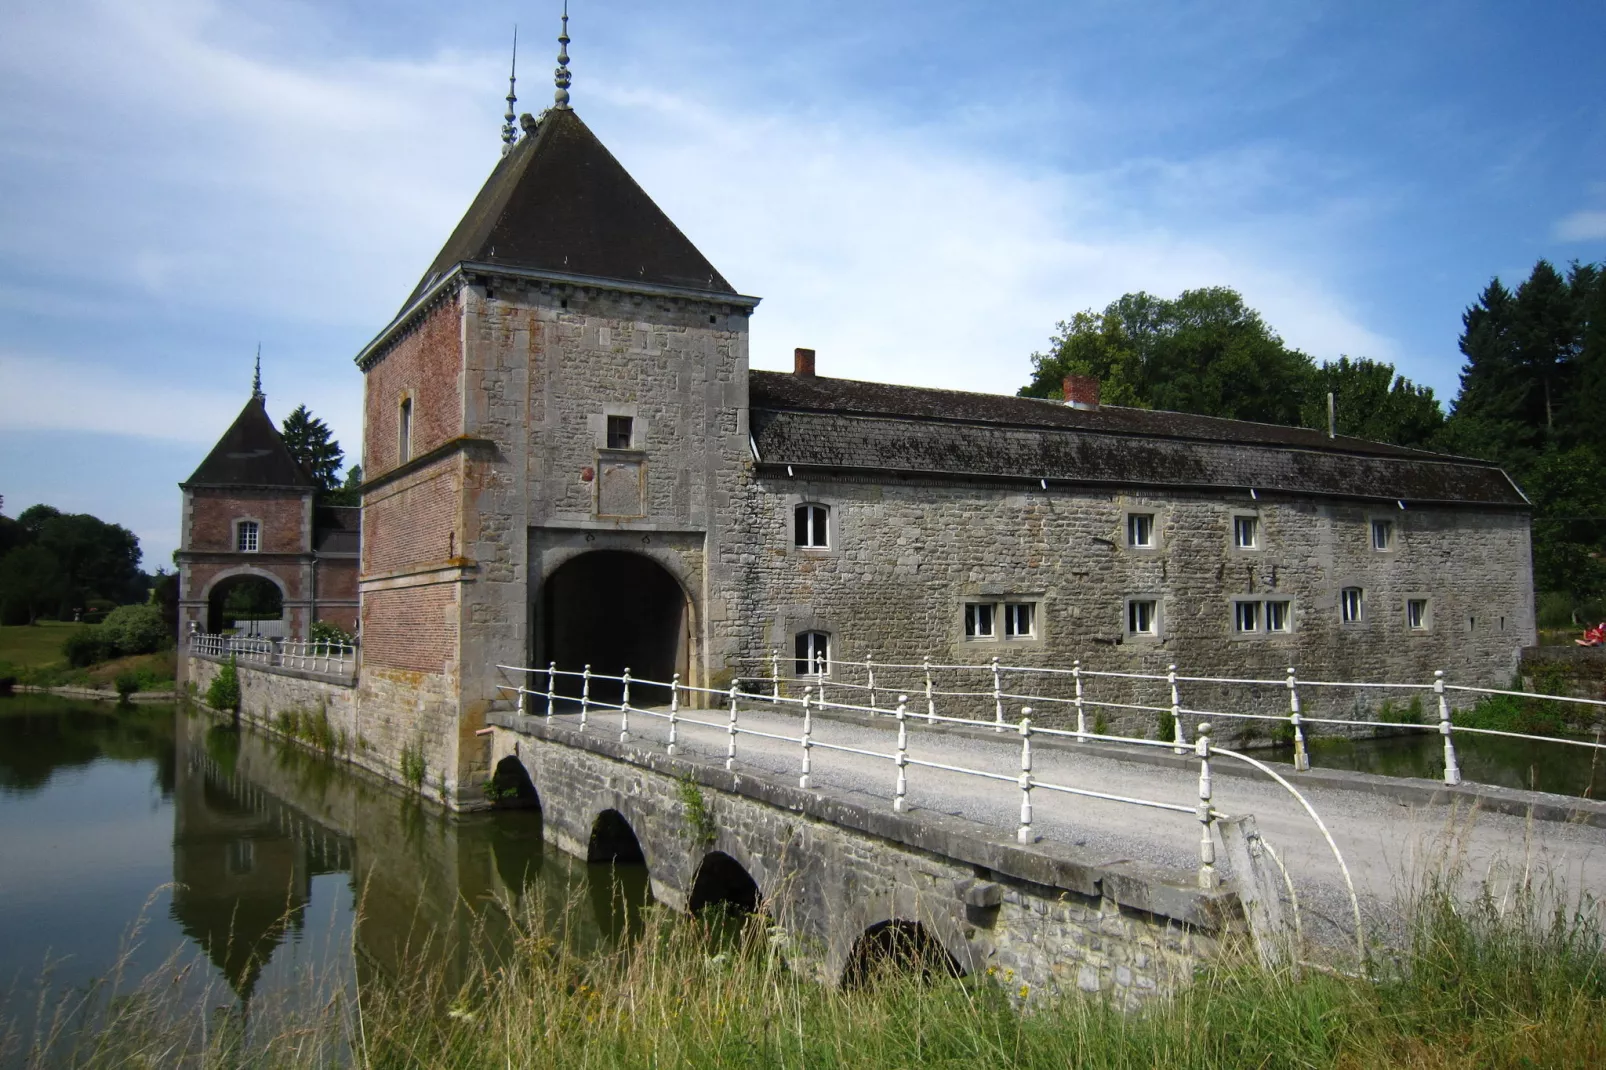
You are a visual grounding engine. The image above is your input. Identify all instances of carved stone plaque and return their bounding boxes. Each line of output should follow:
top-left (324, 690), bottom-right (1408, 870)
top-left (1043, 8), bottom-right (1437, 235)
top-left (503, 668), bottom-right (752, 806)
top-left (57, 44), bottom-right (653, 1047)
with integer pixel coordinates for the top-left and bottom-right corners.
top-left (597, 456), bottom-right (645, 517)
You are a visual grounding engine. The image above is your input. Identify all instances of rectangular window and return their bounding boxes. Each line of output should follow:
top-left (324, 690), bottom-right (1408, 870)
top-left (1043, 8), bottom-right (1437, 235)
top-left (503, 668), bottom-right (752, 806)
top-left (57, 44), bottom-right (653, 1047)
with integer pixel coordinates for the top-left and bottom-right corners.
top-left (1233, 600), bottom-right (1261, 633)
top-left (1407, 598), bottom-right (1428, 630)
top-left (1127, 512), bottom-right (1155, 548)
top-left (398, 398), bottom-right (413, 461)
top-left (237, 520), bottom-right (259, 553)
top-left (606, 415), bottom-right (634, 450)
top-left (794, 503), bottom-right (829, 548)
top-left (794, 631), bottom-right (830, 676)
top-left (1127, 599), bottom-right (1157, 635)
top-left (1234, 515), bottom-right (1259, 549)
top-left (964, 602), bottom-right (996, 639)
top-left (1265, 600), bottom-right (1291, 633)
top-left (1371, 519), bottom-right (1394, 551)
top-left (1003, 602), bottom-right (1035, 639)
top-left (1341, 586), bottom-right (1364, 623)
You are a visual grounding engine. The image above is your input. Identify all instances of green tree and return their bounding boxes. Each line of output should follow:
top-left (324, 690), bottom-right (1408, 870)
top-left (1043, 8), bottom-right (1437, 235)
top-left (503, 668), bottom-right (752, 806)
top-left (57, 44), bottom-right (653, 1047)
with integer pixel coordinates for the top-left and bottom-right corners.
top-left (100, 603), bottom-right (171, 657)
top-left (1301, 357), bottom-right (1445, 448)
top-left (323, 463), bottom-right (364, 507)
top-left (1524, 447), bottom-right (1606, 602)
top-left (281, 405), bottom-right (345, 491)
top-left (0, 545), bottom-right (67, 624)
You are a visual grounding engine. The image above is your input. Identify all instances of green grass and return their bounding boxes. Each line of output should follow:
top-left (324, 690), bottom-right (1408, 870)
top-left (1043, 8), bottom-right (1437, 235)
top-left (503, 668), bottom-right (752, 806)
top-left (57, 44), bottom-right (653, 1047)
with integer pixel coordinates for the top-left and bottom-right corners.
top-left (0, 621), bottom-right (77, 670)
top-left (5, 871), bottom-right (1603, 1069)
top-left (0, 622), bottom-right (175, 692)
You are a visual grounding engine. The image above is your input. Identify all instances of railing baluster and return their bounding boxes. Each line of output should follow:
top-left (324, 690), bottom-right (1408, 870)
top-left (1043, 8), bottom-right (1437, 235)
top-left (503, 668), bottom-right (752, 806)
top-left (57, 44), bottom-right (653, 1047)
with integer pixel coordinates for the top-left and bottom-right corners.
top-left (923, 655), bottom-right (936, 723)
top-left (1436, 670), bottom-right (1461, 786)
top-left (620, 668), bottom-right (632, 743)
top-left (580, 664), bottom-right (591, 730)
top-left (667, 672), bottom-right (680, 756)
top-left (799, 686), bottom-right (813, 789)
top-left (1196, 721), bottom-right (1218, 889)
top-left (867, 656), bottom-right (878, 712)
top-left (816, 652), bottom-right (827, 709)
top-left (771, 648), bottom-right (781, 704)
top-left (726, 681), bottom-right (740, 771)
top-left (1073, 659), bottom-right (1086, 742)
top-left (546, 661), bottom-right (557, 723)
top-left (1017, 709), bottom-right (1034, 844)
top-left (1169, 663), bottom-right (1187, 754)
top-left (993, 656), bottom-right (1004, 732)
top-left (1287, 667), bottom-right (1308, 771)
top-left (893, 694), bottom-right (909, 812)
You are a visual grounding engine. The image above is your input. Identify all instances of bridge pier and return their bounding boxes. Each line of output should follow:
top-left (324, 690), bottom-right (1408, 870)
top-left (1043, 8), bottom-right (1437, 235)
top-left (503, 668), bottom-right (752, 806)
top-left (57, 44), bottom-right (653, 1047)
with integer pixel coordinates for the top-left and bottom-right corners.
top-left (487, 713), bottom-right (1240, 1004)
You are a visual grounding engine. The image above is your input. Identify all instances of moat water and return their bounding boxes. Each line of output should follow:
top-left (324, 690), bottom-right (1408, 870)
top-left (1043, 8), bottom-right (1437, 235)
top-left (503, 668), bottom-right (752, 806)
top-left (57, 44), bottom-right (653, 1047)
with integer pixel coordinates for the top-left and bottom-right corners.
top-left (0, 696), bottom-right (650, 1046)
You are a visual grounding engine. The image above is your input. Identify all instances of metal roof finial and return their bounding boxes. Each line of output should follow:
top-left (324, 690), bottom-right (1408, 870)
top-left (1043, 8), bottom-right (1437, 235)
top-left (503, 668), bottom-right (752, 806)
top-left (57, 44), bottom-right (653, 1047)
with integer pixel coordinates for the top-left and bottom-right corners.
top-left (501, 26), bottom-right (519, 154)
top-left (251, 344), bottom-right (263, 400)
top-left (553, 1), bottom-right (572, 110)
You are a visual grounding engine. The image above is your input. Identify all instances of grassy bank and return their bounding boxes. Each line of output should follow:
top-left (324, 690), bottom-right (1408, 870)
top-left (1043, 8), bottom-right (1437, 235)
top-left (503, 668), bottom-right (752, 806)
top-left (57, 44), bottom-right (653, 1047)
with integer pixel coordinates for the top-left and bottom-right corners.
top-left (7, 873), bottom-right (1603, 1070)
top-left (0, 622), bottom-right (174, 692)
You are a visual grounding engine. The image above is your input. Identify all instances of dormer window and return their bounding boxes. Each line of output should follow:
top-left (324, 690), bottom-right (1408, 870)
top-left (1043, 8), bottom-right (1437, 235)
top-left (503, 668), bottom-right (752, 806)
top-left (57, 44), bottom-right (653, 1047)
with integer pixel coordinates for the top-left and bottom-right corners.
top-left (606, 415), bottom-right (634, 450)
top-left (236, 520), bottom-right (260, 553)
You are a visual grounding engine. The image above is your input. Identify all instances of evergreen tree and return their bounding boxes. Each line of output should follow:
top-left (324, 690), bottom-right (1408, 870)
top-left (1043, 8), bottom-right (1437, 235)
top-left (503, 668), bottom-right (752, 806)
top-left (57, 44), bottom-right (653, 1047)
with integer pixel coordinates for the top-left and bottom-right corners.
top-left (1300, 357), bottom-right (1445, 448)
top-left (280, 405), bottom-right (345, 491)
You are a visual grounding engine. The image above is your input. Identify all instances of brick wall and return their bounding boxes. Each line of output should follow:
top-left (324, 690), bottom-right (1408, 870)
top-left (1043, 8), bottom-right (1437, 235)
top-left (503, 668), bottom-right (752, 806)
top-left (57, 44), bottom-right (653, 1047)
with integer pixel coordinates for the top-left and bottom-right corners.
top-left (187, 488), bottom-right (309, 553)
top-left (364, 297), bottom-right (465, 477)
top-left (362, 464), bottom-right (460, 576)
top-left (362, 583), bottom-right (457, 674)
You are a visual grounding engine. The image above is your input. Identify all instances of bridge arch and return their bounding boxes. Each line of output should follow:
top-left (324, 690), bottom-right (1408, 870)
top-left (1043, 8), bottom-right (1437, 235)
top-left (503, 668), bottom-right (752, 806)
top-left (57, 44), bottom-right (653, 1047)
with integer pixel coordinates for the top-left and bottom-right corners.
top-left (538, 549), bottom-right (693, 704)
top-left (486, 755), bottom-right (540, 811)
top-left (842, 919), bottom-right (964, 988)
top-left (587, 808), bottom-right (647, 865)
top-left (688, 851), bottom-right (761, 917)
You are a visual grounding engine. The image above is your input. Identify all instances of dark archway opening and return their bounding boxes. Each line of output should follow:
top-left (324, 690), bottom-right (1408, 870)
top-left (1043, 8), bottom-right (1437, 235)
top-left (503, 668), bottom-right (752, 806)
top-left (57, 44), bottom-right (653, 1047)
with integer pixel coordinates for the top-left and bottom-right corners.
top-left (687, 851), bottom-right (760, 917)
top-left (587, 809), bottom-right (645, 865)
top-left (586, 809), bottom-right (650, 942)
top-left (541, 551), bottom-right (686, 706)
top-left (485, 755), bottom-right (540, 811)
top-left (208, 575), bottom-right (284, 635)
top-left (842, 920), bottom-right (963, 989)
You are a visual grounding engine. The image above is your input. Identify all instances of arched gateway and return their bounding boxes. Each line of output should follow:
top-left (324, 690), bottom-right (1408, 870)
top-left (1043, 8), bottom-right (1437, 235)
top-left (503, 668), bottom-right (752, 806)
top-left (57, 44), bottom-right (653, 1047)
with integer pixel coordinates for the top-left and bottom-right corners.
top-left (540, 551), bottom-right (689, 704)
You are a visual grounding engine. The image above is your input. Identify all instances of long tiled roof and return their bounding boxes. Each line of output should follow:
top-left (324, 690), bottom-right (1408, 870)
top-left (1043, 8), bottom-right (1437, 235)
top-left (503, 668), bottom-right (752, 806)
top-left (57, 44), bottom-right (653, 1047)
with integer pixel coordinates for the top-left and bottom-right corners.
top-left (748, 372), bottom-right (1525, 506)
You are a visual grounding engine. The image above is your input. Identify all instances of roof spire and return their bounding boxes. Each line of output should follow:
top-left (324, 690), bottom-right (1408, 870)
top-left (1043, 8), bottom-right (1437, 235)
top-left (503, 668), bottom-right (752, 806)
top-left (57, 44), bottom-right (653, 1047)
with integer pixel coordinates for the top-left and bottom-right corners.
top-left (501, 26), bottom-right (519, 154)
top-left (553, 1), bottom-right (572, 110)
top-left (251, 344), bottom-right (263, 400)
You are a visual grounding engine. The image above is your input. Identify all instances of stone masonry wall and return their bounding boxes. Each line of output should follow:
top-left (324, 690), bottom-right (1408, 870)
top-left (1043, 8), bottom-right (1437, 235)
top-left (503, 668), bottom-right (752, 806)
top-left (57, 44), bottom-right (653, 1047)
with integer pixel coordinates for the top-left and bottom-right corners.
top-left (490, 716), bottom-right (1230, 1005)
top-left (725, 473), bottom-right (1534, 738)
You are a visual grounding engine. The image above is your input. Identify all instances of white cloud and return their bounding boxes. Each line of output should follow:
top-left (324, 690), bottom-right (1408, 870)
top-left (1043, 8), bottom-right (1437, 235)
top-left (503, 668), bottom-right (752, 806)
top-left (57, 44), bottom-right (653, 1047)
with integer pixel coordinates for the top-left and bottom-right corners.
top-left (1554, 210), bottom-right (1606, 243)
top-left (0, 352), bottom-right (241, 444)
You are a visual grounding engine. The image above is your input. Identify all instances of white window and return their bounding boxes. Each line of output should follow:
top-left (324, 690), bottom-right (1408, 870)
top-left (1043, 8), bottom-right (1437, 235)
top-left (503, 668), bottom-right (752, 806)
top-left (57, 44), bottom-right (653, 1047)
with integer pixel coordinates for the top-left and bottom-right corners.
top-left (1371, 519), bottom-right (1394, 551)
top-left (1266, 600), bottom-right (1291, 633)
top-left (964, 603), bottom-right (996, 639)
top-left (236, 520), bottom-right (260, 553)
top-left (1127, 599), bottom-right (1157, 635)
top-left (1407, 598), bottom-right (1429, 631)
top-left (398, 397), bottom-right (413, 461)
top-left (1127, 513), bottom-right (1155, 548)
top-left (794, 631), bottom-right (830, 676)
top-left (794, 503), bottom-right (829, 548)
top-left (1233, 516), bottom-right (1259, 549)
top-left (1233, 600), bottom-right (1261, 633)
top-left (1003, 602), bottom-right (1035, 639)
top-left (1341, 586), bottom-right (1364, 623)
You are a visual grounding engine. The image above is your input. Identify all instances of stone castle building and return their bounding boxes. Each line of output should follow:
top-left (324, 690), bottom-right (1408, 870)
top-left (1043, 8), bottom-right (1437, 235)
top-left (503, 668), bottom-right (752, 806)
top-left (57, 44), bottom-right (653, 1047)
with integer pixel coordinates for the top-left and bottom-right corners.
top-left (184, 57), bottom-right (1534, 807)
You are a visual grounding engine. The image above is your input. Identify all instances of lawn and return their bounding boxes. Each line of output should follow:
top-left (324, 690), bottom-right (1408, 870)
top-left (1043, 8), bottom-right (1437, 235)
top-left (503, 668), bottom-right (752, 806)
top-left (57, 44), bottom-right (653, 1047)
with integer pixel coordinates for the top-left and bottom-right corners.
top-left (0, 621), bottom-right (77, 670)
top-left (0, 622), bottom-right (175, 692)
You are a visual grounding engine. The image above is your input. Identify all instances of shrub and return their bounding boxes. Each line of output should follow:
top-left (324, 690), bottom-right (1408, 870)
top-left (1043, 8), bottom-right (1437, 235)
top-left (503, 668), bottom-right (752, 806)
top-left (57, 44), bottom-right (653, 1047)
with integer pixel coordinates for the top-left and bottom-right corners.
top-left (310, 620), bottom-right (354, 645)
top-left (206, 656), bottom-right (241, 713)
top-left (101, 604), bottom-right (169, 657)
top-left (62, 626), bottom-right (111, 668)
top-left (114, 670), bottom-right (140, 703)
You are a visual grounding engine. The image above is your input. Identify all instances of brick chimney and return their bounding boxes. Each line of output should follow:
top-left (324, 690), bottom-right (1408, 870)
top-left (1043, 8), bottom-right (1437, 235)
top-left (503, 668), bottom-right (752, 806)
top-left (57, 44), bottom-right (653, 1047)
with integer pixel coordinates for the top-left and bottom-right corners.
top-left (794, 347), bottom-right (816, 377)
top-left (1063, 374), bottom-right (1100, 410)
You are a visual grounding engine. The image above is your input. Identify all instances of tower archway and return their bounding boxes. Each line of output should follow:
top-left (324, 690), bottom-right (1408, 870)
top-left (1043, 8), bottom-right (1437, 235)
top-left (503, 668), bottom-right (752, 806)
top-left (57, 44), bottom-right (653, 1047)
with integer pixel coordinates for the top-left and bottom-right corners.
top-left (206, 573), bottom-right (285, 635)
top-left (541, 551), bottom-right (688, 705)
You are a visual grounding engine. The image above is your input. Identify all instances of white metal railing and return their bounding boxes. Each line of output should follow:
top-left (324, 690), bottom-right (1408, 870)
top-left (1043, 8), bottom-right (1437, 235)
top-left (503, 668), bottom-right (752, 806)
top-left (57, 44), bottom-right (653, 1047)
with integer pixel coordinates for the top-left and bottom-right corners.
top-left (494, 660), bottom-right (1366, 964)
top-left (189, 632), bottom-right (357, 676)
top-left (734, 652), bottom-right (1606, 788)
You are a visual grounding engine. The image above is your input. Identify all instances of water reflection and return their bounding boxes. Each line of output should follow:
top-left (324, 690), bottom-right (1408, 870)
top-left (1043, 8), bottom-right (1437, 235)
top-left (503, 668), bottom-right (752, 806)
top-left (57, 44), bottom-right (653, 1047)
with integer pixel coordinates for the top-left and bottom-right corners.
top-left (0, 697), bottom-right (653, 1024)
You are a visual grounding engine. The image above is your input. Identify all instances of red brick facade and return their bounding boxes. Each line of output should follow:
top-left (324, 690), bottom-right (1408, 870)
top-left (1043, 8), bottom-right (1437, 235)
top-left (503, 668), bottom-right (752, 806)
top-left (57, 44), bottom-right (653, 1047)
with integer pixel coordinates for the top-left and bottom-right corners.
top-left (364, 300), bottom-right (464, 478)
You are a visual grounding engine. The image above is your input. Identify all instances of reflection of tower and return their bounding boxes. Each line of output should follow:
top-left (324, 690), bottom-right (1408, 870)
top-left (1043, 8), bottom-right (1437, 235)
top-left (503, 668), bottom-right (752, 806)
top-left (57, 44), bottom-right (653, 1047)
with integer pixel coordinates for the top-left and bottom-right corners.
top-left (168, 723), bottom-right (345, 1002)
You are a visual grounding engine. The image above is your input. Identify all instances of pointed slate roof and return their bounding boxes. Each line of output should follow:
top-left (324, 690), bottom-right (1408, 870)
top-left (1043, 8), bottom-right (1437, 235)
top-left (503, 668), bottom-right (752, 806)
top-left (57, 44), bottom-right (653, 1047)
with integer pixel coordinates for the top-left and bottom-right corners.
top-left (403, 107), bottom-right (735, 308)
top-left (184, 396), bottom-right (313, 489)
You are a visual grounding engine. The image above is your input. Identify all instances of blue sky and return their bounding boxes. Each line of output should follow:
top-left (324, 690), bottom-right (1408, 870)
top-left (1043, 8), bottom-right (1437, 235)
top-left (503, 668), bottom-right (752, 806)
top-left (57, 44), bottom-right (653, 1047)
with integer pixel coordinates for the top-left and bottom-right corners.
top-left (1, 0), bottom-right (1602, 568)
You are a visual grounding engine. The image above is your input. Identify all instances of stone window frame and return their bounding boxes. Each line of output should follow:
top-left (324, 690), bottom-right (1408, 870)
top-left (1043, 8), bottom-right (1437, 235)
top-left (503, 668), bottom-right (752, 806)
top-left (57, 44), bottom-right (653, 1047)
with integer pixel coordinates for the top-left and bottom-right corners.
top-left (1368, 514), bottom-right (1399, 553)
top-left (1124, 595), bottom-right (1163, 640)
top-left (1122, 508), bottom-right (1162, 552)
top-left (593, 403), bottom-right (647, 452)
top-left (397, 391), bottom-right (414, 463)
top-left (960, 594), bottom-right (1046, 647)
top-left (1404, 593), bottom-right (1433, 633)
top-left (1226, 594), bottom-right (1297, 640)
top-left (794, 629), bottom-right (832, 676)
top-left (233, 517), bottom-right (262, 554)
top-left (779, 493), bottom-right (838, 557)
top-left (1339, 584), bottom-right (1366, 625)
top-left (1230, 511), bottom-right (1263, 552)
